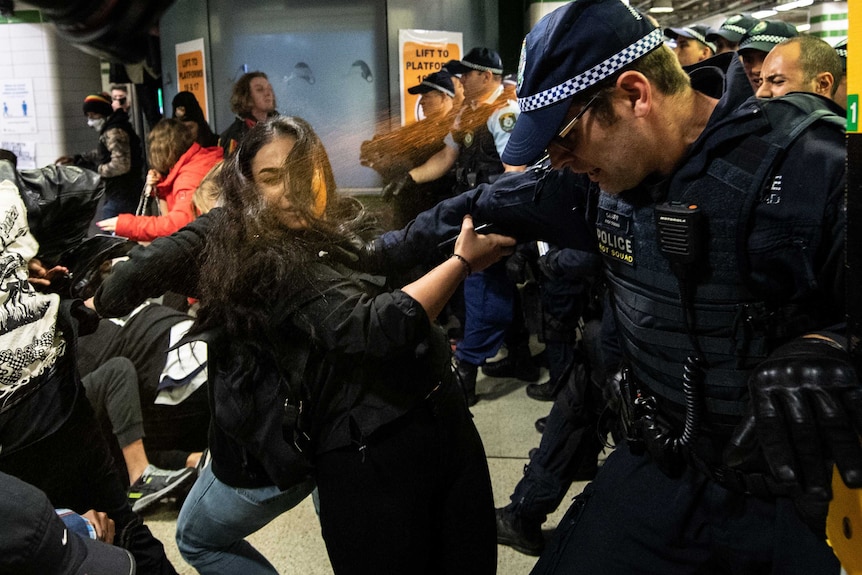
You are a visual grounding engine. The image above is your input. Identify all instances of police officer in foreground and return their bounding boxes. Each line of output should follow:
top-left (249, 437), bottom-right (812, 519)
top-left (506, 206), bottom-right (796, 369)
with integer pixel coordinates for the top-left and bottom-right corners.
top-left (504, 1), bottom-right (854, 572)
top-left (367, 0), bottom-right (858, 571)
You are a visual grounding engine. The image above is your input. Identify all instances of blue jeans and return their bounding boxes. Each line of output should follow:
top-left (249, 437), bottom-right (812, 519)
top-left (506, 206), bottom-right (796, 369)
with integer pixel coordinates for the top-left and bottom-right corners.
top-left (176, 462), bottom-right (315, 574)
top-left (456, 262), bottom-right (514, 365)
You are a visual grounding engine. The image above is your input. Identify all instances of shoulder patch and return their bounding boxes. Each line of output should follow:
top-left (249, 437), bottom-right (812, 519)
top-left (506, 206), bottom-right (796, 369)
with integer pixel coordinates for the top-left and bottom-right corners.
top-left (499, 112), bottom-right (516, 133)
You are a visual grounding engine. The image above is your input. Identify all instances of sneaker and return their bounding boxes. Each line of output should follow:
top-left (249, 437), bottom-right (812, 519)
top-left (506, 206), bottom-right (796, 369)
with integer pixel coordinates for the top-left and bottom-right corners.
top-left (495, 507), bottom-right (545, 556)
top-left (128, 465), bottom-right (196, 514)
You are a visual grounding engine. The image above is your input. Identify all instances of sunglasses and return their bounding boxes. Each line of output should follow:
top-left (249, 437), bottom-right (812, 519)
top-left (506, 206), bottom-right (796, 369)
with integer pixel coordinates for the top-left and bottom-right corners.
top-left (550, 93), bottom-right (599, 152)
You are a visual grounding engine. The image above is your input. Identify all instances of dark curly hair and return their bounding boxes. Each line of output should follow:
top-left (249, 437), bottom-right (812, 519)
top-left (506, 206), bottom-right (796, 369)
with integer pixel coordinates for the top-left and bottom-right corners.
top-left (193, 116), bottom-right (378, 343)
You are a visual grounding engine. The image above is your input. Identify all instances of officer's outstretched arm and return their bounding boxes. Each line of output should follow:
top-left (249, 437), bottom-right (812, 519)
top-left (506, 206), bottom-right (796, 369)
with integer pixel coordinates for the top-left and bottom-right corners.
top-left (365, 168), bottom-right (596, 275)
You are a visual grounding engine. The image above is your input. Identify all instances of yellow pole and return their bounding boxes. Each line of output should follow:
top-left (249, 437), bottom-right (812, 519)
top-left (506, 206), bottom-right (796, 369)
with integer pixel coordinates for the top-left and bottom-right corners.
top-left (827, 5), bottom-right (862, 573)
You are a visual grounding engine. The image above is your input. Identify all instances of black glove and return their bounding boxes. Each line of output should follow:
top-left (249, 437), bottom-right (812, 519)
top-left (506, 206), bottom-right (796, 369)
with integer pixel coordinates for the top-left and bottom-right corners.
top-left (724, 337), bottom-right (862, 502)
top-left (381, 171), bottom-right (416, 202)
top-left (536, 248), bottom-right (562, 280)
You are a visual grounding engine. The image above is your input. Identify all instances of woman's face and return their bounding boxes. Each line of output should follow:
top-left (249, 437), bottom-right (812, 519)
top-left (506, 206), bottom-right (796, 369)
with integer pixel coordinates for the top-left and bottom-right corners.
top-left (251, 135), bottom-right (307, 230)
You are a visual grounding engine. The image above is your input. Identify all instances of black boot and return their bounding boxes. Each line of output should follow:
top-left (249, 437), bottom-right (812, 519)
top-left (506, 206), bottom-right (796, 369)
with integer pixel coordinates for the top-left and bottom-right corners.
top-left (455, 359), bottom-right (479, 406)
top-left (495, 507), bottom-right (545, 556)
top-left (482, 343), bottom-right (540, 382)
top-left (525, 375), bottom-right (566, 401)
top-left (534, 417), bottom-right (547, 433)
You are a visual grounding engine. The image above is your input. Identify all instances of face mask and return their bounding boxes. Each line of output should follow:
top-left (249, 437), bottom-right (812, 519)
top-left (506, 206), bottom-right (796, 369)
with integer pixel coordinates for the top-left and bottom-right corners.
top-left (87, 118), bottom-right (105, 131)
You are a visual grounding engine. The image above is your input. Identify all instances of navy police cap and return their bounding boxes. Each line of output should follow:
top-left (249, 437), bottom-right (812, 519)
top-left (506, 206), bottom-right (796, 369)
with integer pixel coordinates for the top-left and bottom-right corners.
top-left (706, 14), bottom-right (760, 44)
top-left (665, 25), bottom-right (717, 54)
top-left (502, 0), bottom-right (661, 166)
top-left (738, 20), bottom-right (798, 54)
top-left (445, 47), bottom-right (504, 76)
top-left (407, 71), bottom-right (456, 97)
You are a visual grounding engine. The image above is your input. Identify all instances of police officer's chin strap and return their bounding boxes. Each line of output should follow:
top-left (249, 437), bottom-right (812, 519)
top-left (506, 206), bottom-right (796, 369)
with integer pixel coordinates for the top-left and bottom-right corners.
top-left (640, 202), bottom-right (707, 476)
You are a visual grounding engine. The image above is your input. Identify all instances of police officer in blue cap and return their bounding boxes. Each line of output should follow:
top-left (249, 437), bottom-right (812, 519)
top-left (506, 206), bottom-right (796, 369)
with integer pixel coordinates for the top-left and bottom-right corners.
top-left (504, 1), bottom-right (852, 572)
top-left (365, 0), bottom-right (856, 571)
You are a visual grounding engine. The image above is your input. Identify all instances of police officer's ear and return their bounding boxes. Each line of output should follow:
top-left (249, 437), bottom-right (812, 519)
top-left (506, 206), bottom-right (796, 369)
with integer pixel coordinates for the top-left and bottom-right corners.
top-left (616, 71), bottom-right (652, 118)
top-left (813, 72), bottom-right (834, 98)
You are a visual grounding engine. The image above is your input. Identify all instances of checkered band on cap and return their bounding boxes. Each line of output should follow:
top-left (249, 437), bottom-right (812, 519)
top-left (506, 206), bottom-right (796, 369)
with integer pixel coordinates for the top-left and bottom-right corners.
top-left (460, 60), bottom-right (504, 75)
top-left (519, 27), bottom-right (663, 112)
top-left (835, 46), bottom-right (847, 59)
top-left (420, 80), bottom-right (454, 97)
top-left (682, 27), bottom-right (710, 46)
top-left (740, 34), bottom-right (791, 49)
top-left (722, 23), bottom-right (748, 35)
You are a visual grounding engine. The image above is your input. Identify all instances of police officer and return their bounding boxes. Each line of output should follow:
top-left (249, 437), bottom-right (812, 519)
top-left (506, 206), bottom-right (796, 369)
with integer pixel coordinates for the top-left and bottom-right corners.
top-left (367, 0), bottom-right (858, 572)
top-left (664, 25), bottom-right (716, 66)
top-left (383, 47), bottom-right (520, 196)
top-left (705, 14), bottom-right (760, 55)
top-left (362, 71), bottom-right (457, 228)
top-left (737, 19), bottom-right (799, 91)
top-left (384, 47), bottom-right (529, 405)
top-left (506, 2), bottom-right (852, 572)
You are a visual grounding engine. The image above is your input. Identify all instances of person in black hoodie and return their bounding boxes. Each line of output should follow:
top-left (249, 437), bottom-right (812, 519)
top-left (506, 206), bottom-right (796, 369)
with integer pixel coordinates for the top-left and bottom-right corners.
top-left (56, 93), bottom-right (143, 219)
top-left (172, 91), bottom-right (219, 148)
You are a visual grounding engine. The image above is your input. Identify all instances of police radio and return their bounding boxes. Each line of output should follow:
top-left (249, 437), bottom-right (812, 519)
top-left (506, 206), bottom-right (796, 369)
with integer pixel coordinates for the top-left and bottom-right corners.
top-left (655, 202), bottom-right (704, 271)
top-left (654, 201), bottom-right (707, 463)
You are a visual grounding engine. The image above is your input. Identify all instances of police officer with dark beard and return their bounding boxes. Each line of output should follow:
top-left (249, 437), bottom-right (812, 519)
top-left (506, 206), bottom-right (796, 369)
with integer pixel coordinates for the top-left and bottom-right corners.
top-left (366, 0), bottom-right (858, 572)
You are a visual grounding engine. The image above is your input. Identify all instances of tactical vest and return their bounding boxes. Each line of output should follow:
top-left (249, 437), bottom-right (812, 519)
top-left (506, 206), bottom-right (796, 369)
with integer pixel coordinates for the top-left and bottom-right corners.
top-left (451, 92), bottom-right (513, 192)
top-left (596, 94), bottom-right (845, 433)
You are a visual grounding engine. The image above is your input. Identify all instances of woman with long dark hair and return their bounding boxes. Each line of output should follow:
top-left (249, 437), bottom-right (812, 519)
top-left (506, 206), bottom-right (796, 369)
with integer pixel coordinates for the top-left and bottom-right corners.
top-left (176, 116), bottom-right (513, 574)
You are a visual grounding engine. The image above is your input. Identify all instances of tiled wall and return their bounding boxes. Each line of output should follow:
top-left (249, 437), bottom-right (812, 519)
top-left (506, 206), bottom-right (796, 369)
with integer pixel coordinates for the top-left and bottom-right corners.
top-left (0, 6), bottom-right (102, 169)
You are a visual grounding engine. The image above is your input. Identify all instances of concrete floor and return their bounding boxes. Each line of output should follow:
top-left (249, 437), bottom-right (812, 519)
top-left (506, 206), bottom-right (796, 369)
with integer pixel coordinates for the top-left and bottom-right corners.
top-left (144, 349), bottom-right (597, 574)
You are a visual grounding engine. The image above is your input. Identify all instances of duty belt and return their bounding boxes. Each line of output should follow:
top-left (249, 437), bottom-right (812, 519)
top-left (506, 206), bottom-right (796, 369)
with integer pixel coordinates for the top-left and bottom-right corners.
top-left (620, 367), bottom-right (793, 499)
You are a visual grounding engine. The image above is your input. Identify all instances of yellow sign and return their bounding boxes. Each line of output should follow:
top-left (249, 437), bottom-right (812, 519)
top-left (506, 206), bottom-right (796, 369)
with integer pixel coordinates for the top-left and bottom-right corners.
top-left (398, 30), bottom-right (462, 126)
top-left (175, 38), bottom-right (209, 121)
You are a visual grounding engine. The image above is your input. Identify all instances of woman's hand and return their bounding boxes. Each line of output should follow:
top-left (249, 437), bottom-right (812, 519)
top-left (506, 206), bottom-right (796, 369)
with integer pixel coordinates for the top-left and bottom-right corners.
top-left (146, 169), bottom-right (162, 187)
top-left (96, 217), bottom-right (118, 233)
top-left (452, 215), bottom-right (516, 274)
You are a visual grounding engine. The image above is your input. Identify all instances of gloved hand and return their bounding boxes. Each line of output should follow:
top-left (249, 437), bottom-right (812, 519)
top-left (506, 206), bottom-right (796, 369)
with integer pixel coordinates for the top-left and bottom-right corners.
top-left (381, 171), bottom-right (416, 202)
top-left (724, 336), bottom-right (862, 502)
top-left (504, 243), bottom-right (538, 285)
top-left (536, 248), bottom-right (562, 280)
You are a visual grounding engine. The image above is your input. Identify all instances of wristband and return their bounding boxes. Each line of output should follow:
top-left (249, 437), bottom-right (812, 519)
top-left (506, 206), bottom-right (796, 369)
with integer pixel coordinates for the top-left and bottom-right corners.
top-left (451, 253), bottom-right (472, 277)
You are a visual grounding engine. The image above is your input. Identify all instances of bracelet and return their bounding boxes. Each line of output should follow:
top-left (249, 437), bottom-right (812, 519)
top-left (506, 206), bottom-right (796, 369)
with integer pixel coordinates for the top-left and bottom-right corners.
top-left (451, 253), bottom-right (472, 277)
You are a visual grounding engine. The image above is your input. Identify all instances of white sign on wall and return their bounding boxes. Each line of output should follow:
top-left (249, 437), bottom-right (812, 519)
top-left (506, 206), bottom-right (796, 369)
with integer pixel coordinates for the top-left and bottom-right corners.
top-left (1, 78), bottom-right (36, 134)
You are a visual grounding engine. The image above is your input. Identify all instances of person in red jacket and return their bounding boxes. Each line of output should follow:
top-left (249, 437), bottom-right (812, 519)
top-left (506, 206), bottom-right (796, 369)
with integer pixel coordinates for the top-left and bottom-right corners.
top-left (97, 118), bottom-right (223, 242)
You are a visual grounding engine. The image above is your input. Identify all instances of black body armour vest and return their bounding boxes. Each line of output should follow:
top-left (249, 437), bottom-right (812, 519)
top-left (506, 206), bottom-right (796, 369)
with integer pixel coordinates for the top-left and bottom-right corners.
top-left (451, 93), bottom-right (511, 192)
top-left (596, 95), bottom-right (845, 434)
